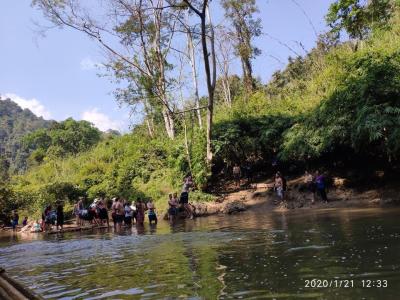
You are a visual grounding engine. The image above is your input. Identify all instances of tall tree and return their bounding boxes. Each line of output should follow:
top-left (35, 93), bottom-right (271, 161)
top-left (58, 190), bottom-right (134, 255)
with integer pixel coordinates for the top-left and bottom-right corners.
top-left (33, 0), bottom-right (180, 139)
top-left (185, 11), bottom-right (203, 128)
top-left (182, 0), bottom-right (216, 164)
top-left (221, 0), bottom-right (262, 94)
top-left (326, 0), bottom-right (394, 40)
top-left (215, 25), bottom-right (235, 107)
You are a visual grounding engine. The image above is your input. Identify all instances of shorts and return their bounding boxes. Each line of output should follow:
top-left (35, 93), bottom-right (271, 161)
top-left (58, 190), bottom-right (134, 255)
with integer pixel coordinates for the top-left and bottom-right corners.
top-left (124, 216), bottom-right (132, 225)
top-left (308, 182), bottom-right (316, 193)
top-left (276, 187), bottom-right (284, 199)
top-left (57, 216), bottom-right (64, 226)
top-left (114, 215), bottom-right (124, 223)
top-left (168, 207), bottom-right (178, 216)
top-left (148, 213), bottom-right (157, 222)
top-left (45, 217), bottom-right (55, 225)
top-left (180, 192), bottom-right (189, 204)
top-left (99, 208), bottom-right (108, 219)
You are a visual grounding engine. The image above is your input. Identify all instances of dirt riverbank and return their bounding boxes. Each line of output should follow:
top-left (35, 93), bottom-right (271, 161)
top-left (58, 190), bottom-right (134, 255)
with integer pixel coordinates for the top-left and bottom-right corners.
top-left (190, 174), bottom-right (400, 217)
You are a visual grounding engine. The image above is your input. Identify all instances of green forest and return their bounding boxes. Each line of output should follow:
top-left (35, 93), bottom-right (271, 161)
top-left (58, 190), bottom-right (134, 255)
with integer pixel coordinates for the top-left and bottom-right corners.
top-left (1, 0), bottom-right (400, 218)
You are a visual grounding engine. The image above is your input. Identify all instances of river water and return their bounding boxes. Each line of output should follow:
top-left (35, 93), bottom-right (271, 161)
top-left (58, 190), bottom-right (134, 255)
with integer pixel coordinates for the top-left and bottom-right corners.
top-left (0, 207), bottom-right (399, 299)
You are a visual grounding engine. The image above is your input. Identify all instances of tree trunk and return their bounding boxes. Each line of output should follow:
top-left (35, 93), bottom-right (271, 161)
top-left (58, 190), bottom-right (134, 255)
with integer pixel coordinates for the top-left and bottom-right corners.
top-left (162, 108), bottom-right (175, 139)
top-left (205, 5), bottom-right (216, 164)
top-left (153, 1), bottom-right (175, 139)
top-left (222, 57), bottom-right (232, 107)
top-left (146, 118), bottom-right (154, 138)
top-left (242, 57), bottom-right (254, 94)
top-left (183, 114), bottom-right (194, 177)
top-left (183, 0), bottom-right (216, 165)
top-left (186, 12), bottom-right (203, 128)
top-left (221, 76), bottom-right (232, 107)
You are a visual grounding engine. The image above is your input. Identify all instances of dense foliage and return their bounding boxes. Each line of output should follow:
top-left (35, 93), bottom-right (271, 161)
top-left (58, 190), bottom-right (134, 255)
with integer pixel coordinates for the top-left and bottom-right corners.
top-left (3, 3), bottom-right (400, 218)
top-left (23, 118), bottom-right (102, 165)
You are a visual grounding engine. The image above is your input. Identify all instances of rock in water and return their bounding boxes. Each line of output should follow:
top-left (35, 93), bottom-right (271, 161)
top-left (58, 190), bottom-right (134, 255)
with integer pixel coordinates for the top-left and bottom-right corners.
top-left (222, 201), bottom-right (247, 214)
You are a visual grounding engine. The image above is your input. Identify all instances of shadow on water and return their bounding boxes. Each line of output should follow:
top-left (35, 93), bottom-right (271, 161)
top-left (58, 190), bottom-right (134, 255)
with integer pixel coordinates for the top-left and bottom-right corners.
top-left (0, 207), bottom-right (400, 299)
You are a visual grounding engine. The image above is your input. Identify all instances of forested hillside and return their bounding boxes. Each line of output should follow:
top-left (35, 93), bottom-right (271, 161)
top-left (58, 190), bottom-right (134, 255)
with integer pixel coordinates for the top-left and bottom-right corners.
top-left (0, 98), bottom-right (53, 176)
top-left (2, 0), bottom-right (400, 217)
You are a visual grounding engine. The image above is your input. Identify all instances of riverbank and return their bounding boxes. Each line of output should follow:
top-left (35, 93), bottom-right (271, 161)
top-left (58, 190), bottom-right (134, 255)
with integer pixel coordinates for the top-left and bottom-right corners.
top-left (190, 174), bottom-right (400, 217)
top-left (2, 173), bottom-right (399, 233)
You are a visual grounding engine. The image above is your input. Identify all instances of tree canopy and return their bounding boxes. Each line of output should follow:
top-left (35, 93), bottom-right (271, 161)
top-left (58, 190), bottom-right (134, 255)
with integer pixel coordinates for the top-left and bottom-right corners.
top-left (23, 118), bottom-right (102, 164)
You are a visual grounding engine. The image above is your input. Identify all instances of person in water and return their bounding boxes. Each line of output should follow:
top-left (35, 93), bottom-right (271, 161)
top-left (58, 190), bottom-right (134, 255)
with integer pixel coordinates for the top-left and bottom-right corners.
top-left (315, 170), bottom-right (328, 202)
top-left (131, 201), bottom-right (137, 225)
top-left (124, 202), bottom-right (133, 227)
top-left (74, 198), bottom-right (84, 227)
top-left (179, 190), bottom-right (193, 219)
top-left (11, 210), bottom-right (19, 231)
top-left (43, 205), bottom-right (55, 232)
top-left (56, 202), bottom-right (64, 231)
top-left (111, 197), bottom-right (118, 229)
top-left (30, 220), bottom-right (42, 233)
top-left (97, 198), bottom-right (109, 227)
top-left (147, 199), bottom-right (157, 225)
top-left (113, 198), bottom-right (124, 231)
top-left (168, 193), bottom-right (178, 224)
top-left (135, 199), bottom-right (146, 226)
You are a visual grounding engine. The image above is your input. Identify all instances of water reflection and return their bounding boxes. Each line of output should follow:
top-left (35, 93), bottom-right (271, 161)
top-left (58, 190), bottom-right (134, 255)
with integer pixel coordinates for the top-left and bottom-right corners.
top-left (0, 208), bottom-right (399, 299)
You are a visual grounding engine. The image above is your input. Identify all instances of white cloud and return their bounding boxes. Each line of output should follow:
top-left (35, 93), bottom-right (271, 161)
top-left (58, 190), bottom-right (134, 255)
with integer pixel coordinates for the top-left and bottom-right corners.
top-left (1, 93), bottom-right (52, 119)
top-left (81, 108), bottom-right (124, 132)
top-left (80, 57), bottom-right (102, 71)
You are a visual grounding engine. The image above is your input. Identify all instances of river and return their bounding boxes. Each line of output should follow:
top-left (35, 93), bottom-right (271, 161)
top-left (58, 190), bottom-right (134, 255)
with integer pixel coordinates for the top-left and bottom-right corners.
top-left (0, 207), bottom-right (399, 299)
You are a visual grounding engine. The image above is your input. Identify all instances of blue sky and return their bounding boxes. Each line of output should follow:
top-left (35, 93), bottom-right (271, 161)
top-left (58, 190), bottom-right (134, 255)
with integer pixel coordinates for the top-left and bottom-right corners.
top-left (0, 0), bottom-right (333, 132)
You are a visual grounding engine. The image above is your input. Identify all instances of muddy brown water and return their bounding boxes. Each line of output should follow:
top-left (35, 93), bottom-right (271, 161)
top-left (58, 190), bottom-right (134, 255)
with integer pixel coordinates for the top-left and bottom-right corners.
top-left (0, 207), bottom-right (399, 299)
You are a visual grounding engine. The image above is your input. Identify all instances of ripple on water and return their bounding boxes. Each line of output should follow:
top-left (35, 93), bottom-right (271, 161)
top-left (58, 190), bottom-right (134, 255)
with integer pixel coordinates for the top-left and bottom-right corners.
top-left (285, 245), bottom-right (330, 253)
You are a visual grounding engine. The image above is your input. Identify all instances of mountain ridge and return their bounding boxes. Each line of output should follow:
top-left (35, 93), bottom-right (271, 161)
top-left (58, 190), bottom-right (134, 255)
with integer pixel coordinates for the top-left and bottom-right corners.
top-left (0, 97), bottom-right (54, 174)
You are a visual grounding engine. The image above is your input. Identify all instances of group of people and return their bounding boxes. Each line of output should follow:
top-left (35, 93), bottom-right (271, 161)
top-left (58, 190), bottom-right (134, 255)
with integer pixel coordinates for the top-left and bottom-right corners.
top-left (29, 176), bottom-right (196, 232)
top-left (168, 175), bottom-right (194, 223)
top-left (109, 197), bottom-right (158, 231)
top-left (304, 170), bottom-right (328, 203)
top-left (9, 211), bottom-right (28, 231)
top-left (72, 197), bottom-right (158, 231)
top-left (41, 203), bottom-right (64, 232)
top-left (7, 204), bottom-right (62, 233)
top-left (273, 169), bottom-right (328, 203)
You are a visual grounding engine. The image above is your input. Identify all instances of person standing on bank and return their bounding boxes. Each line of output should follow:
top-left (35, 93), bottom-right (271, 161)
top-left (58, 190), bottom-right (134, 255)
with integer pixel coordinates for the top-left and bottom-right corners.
top-left (304, 170), bottom-right (316, 204)
top-left (233, 164), bottom-right (241, 188)
top-left (315, 170), bottom-right (328, 203)
top-left (274, 172), bottom-right (284, 202)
